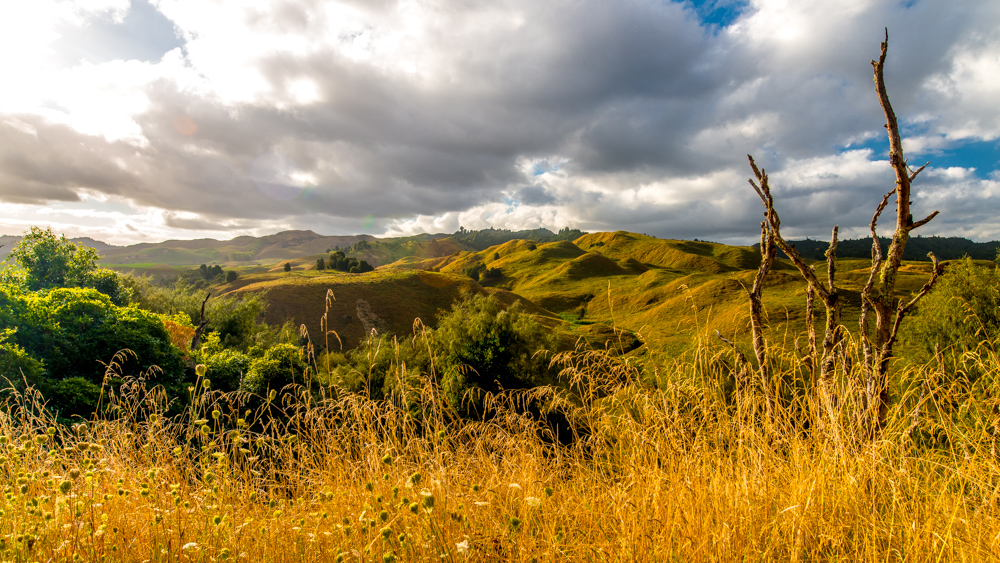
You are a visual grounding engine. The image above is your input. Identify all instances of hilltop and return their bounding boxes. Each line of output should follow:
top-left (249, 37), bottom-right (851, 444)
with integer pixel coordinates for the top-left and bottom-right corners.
top-left (188, 230), bottom-right (940, 359)
top-left (0, 227), bottom-right (953, 357)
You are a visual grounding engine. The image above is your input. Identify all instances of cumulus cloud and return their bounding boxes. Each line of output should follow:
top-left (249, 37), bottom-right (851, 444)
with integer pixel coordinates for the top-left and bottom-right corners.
top-left (0, 0), bottom-right (998, 245)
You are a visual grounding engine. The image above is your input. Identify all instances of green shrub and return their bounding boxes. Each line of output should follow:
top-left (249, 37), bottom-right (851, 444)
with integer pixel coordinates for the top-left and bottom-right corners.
top-left (904, 257), bottom-right (1000, 366)
top-left (241, 343), bottom-right (310, 395)
top-left (433, 293), bottom-right (553, 414)
top-left (202, 348), bottom-right (251, 393)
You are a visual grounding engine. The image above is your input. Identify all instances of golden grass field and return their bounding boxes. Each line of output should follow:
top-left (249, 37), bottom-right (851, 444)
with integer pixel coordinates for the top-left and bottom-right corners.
top-left (3, 323), bottom-right (999, 562)
top-left (7, 232), bottom-right (993, 561)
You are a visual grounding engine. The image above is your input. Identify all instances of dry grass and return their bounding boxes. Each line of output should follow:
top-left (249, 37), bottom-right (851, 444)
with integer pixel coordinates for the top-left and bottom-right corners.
top-left (2, 328), bottom-right (1000, 563)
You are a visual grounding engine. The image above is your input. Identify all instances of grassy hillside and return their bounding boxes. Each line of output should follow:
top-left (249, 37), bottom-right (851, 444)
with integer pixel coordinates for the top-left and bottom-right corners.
top-left (219, 269), bottom-right (561, 351)
top-left (203, 230), bottom-right (945, 363)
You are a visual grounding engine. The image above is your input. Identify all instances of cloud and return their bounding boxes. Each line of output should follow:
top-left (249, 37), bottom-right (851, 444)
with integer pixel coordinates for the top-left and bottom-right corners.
top-left (0, 0), bottom-right (998, 245)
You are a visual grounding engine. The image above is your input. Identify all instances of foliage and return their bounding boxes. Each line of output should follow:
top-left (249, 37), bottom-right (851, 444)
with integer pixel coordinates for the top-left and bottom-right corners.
top-left (283, 262), bottom-right (291, 272)
top-left (327, 251), bottom-right (374, 273)
top-left (773, 235), bottom-right (1000, 262)
top-left (0, 328), bottom-right (43, 385)
top-left (903, 257), bottom-right (1000, 364)
top-left (433, 293), bottom-right (553, 413)
top-left (124, 276), bottom-right (277, 353)
top-left (241, 342), bottom-right (310, 395)
top-left (0, 285), bottom-right (187, 418)
top-left (201, 346), bottom-right (251, 393)
top-left (4, 226), bottom-right (133, 305)
top-left (453, 226), bottom-right (585, 250)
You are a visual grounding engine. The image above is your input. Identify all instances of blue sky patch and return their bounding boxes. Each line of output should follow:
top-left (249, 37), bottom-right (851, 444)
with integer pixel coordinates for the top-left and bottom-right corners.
top-left (847, 136), bottom-right (1000, 178)
top-left (685, 0), bottom-right (750, 29)
top-left (52, 0), bottom-right (183, 66)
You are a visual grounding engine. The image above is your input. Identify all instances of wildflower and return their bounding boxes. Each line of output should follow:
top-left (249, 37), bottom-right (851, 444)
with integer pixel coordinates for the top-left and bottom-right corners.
top-left (406, 472), bottom-right (421, 488)
top-left (509, 483), bottom-right (521, 491)
top-left (456, 539), bottom-right (470, 554)
top-left (525, 497), bottom-right (541, 508)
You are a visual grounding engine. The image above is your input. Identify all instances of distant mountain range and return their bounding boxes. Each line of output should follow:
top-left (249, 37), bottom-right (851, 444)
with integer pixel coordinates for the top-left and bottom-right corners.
top-left (0, 227), bottom-right (586, 268)
top-left (1, 230), bottom-right (994, 269)
top-left (761, 236), bottom-right (1000, 262)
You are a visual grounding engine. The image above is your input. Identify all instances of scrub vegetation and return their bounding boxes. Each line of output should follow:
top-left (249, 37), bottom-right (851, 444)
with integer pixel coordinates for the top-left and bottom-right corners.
top-left (2, 33), bottom-right (999, 561)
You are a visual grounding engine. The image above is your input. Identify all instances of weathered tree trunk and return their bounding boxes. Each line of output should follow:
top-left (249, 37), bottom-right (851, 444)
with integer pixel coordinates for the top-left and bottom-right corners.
top-left (746, 218), bottom-right (778, 419)
top-left (190, 292), bottom-right (211, 350)
top-left (748, 157), bottom-right (842, 425)
top-left (860, 30), bottom-right (942, 435)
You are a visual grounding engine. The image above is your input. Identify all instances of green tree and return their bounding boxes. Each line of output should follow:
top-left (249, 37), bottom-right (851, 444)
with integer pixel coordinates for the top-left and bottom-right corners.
top-left (433, 293), bottom-right (553, 414)
top-left (283, 263), bottom-right (292, 272)
top-left (4, 226), bottom-right (131, 305)
top-left (7, 227), bottom-right (99, 291)
top-left (226, 270), bottom-right (238, 283)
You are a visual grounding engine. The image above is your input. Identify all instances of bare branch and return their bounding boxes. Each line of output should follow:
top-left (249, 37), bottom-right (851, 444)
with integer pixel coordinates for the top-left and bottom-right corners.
top-left (886, 253), bottom-right (944, 352)
top-left (909, 161), bottom-right (930, 182)
top-left (825, 225), bottom-right (839, 293)
top-left (190, 292), bottom-right (212, 350)
top-left (910, 210), bottom-right (939, 231)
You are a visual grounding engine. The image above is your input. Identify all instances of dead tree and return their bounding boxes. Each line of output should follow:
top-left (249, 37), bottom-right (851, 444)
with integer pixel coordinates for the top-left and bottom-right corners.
top-left (737, 214), bottom-right (779, 419)
top-left (190, 292), bottom-right (211, 350)
top-left (861, 31), bottom-right (943, 434)
top-left (748, 158), bottom-right (843, 423)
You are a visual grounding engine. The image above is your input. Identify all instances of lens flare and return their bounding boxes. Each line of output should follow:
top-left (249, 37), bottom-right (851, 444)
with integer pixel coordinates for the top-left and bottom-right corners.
top-left (172, 116), bottom-right (197, 136)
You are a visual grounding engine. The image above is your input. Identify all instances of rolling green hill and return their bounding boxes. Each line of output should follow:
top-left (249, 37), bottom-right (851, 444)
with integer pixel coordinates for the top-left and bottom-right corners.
top-left (0, 227), bottom-right (951, 359)
top-left (207, 230), bottom-right (943, 360)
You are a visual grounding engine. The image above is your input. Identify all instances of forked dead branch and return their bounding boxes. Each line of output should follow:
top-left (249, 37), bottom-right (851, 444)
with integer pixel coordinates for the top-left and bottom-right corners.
top-left (746, 30), bottom-right (942, 437)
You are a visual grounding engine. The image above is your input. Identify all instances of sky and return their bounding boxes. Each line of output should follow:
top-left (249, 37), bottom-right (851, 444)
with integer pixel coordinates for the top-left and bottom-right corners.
top-left (0, 0), bottom-right (998, 246)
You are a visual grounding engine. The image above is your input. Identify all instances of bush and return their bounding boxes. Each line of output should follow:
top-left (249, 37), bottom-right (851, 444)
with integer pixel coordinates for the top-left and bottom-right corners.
top-left (433, 293), bottom-right (553, 414)
top-left (0, 285), bottom-right (187, 418)
top-left (904, 257), bottom-right (1000, 366)
top-left (202, 348), bottom-right (251, 393)
top-left (241, 343), bottom-right (310, 396)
